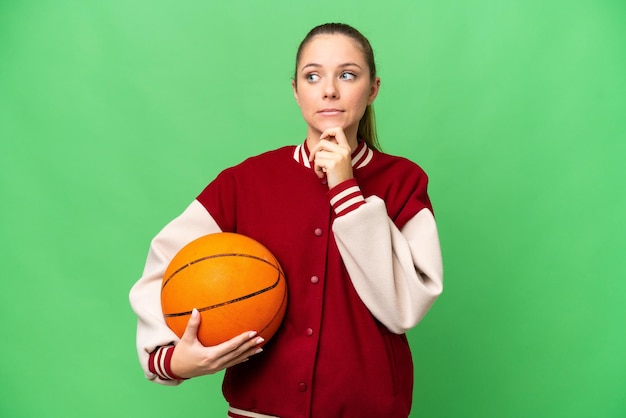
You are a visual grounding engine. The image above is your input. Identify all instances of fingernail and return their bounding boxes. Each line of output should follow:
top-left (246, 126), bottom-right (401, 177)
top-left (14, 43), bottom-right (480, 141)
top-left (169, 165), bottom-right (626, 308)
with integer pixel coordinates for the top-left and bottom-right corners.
top-left (255, 337), bottom-right (265, 345)
top-left (254, 348), bottom-right (263, 354)
top-left (248, 331), bottom-right (258, 338)
top-left (192, 308), bottom-right (199, 318)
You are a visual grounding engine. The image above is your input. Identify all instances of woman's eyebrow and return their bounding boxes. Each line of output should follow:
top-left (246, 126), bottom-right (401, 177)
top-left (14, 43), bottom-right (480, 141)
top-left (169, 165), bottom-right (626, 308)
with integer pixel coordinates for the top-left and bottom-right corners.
top-left (301, 63), bottom-right (322, 72)
top-left (300, 62), bottom-right (363, 72)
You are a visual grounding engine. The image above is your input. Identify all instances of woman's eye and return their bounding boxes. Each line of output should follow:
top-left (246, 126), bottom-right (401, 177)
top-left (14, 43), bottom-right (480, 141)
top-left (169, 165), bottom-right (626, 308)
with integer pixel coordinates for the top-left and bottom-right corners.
top-left (306, 74), bottom-right (320, 82)
top-left (340, 72), bottom-right (356, 80)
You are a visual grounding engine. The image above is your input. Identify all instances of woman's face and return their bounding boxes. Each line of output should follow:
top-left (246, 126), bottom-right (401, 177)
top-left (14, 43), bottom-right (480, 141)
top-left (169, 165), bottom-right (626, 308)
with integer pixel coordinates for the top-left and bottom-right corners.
top-left (293, 34), bottom-right (380, 145)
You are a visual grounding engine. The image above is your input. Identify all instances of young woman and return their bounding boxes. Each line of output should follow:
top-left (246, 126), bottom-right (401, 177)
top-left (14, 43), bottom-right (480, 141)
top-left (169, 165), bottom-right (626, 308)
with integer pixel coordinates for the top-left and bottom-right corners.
top-left (130, 23), bottom-right (443, 418)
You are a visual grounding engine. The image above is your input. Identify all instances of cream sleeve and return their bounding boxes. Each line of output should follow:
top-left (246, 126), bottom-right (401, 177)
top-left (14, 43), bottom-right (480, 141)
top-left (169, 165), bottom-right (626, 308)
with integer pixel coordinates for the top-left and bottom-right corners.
top-left (332, 196), bottom-right (444, 334)
top-left (129, 200), bottom-right (222, 384)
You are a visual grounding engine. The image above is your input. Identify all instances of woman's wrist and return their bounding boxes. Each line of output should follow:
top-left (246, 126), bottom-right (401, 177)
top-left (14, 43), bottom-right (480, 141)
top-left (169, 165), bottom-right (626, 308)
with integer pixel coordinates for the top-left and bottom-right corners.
top-left (148, 345), bottom-right (187, 381)
top-left (328, 178), bottom-right (366, 217)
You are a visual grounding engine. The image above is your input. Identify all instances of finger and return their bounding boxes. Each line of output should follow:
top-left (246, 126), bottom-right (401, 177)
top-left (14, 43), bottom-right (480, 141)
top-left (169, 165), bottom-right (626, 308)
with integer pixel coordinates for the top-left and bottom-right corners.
top-left (221, 345), bottom-right (264, 369)
top-left (212, 335), bottom-right (264, 371)
top-left (313, 160), bottom-right (326, 179)
top-left (310, 150), bottom-right (328, 178)
top-left (181, 308), bottom-right (201, 342)
top-left (310, 146), bottom-right (343, 176)
top-left (228, 338), bottom-right (265, 360)
top-left (320, 127), bottom-right (349, 147)
top-left (214, 331), bottom-right (260, 355)
top-left (309, 139), bottom-right (335, 162)
top-left (320, 127), bottom-right (341, 143)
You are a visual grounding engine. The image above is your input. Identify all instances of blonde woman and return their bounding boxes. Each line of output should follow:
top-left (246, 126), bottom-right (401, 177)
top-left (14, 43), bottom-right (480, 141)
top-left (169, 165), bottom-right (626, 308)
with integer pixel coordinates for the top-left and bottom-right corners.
top-left (130, 22), bottom-right (443, 418)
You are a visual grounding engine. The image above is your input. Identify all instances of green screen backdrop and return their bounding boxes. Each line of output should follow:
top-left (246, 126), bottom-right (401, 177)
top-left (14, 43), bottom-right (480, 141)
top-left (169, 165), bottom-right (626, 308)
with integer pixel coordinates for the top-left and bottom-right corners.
top-left (1, 1), bottom-right (625, 417)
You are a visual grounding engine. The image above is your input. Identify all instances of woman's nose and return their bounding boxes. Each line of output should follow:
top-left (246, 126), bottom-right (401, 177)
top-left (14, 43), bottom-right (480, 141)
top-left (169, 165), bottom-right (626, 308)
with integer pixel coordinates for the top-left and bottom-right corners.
top-left (323, 80), bottom-right (339, 99)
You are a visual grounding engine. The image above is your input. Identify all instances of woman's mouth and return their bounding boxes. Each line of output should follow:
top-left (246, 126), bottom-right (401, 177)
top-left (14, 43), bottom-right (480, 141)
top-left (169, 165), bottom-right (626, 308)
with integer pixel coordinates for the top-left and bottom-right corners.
top-left (318, 109), bottom-right (343, 116)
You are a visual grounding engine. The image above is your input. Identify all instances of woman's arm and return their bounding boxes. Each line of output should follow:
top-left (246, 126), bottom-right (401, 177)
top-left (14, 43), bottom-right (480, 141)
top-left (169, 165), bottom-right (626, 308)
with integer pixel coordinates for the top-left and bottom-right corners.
top-left (129, 200), bottom-right (220, 383)
top-left (331, 190), bottom-right (443, 334)
top-left (130, 200), bottom-right (265, 384)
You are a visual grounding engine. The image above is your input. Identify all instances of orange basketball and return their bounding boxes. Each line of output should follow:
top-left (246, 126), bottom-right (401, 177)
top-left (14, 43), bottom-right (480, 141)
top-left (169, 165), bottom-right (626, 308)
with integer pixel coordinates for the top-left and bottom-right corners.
top-left (161, 232), bottom-right (287, 347)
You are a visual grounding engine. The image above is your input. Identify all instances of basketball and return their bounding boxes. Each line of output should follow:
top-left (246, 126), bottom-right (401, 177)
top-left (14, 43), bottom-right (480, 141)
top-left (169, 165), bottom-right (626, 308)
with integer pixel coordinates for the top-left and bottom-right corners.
top-left (161, 232), bottom-right (287, 347)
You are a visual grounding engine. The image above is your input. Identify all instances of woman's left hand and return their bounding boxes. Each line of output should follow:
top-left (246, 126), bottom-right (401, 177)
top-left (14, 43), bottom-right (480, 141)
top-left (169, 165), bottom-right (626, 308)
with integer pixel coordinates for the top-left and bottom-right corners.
top-left (309, 127), bottom-right (354, 189)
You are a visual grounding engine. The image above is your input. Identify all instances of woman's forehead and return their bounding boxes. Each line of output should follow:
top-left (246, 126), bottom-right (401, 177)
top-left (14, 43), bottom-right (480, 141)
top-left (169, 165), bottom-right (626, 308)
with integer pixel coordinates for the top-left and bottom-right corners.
top-left (298, 34), bottom-right (366, 68)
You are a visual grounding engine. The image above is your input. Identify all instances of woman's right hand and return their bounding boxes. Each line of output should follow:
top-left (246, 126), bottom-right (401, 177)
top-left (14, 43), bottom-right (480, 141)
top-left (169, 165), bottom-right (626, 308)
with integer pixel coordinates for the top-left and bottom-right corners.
top-left (170, 308), bottom-right (265, 379)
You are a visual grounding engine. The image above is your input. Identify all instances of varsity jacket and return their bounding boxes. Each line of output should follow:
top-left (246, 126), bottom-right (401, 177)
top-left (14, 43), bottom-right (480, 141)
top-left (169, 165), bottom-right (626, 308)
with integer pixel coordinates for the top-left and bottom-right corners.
top-left (129, 141), bottom-right (443, 418)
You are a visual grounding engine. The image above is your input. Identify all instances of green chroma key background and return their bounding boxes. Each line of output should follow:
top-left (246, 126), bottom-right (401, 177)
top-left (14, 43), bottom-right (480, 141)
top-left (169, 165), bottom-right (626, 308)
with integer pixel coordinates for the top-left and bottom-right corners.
top-left (1, 1), bottom-right (624, 417)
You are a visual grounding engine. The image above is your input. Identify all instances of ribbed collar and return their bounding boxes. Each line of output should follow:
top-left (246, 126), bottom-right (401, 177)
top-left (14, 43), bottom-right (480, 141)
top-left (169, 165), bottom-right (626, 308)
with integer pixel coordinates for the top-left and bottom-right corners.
top-left (292, 141), bottom-right (374, 170)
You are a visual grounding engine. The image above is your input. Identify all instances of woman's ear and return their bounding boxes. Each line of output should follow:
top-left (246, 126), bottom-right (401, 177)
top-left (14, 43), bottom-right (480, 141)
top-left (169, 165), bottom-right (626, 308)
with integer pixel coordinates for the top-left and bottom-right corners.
top-left (292, 79), bottom-right (300, 106)
top-left (368, 77), bottom-right (381, 105)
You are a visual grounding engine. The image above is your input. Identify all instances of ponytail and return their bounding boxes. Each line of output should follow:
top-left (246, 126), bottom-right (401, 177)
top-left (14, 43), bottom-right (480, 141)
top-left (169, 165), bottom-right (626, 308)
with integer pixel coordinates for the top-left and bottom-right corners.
top-left (358, 105), bottom-right (380, 151)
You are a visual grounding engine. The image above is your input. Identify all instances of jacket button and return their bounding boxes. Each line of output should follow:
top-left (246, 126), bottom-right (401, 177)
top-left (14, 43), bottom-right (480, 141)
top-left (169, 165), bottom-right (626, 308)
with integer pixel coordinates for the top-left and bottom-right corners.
top-left (305, 328), bottom-right (314, 336)
top-left (310, 275), bottom-right (319, 284)
top-left (299, 382), bottom-right (308, 392)
top-left (314, 228), bottom-right (323, 237)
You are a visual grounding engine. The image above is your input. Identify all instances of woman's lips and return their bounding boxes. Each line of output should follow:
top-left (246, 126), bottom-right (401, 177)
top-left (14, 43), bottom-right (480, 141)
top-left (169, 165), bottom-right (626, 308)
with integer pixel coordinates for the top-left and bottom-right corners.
top-left (318, 109), bottom-right (343, 116)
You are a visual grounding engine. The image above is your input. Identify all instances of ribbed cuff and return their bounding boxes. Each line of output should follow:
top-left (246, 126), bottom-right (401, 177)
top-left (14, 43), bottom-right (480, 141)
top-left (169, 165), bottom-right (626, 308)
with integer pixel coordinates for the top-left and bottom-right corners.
top-left (328, 178), bottom-right (366, 217)
top-left (148, 345), bottom-right (187, 381)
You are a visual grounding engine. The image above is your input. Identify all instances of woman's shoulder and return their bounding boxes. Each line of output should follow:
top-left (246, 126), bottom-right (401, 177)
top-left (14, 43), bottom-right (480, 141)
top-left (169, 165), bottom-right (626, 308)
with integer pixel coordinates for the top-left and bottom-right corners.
top-left (201, 145), bottom-right (299, 193)
top-left (220, 145), bottom-right (297, 173)
top-left (244, 145), bottom-right (297, 164)
top-left (370, 148), bottom-right (428, 176)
